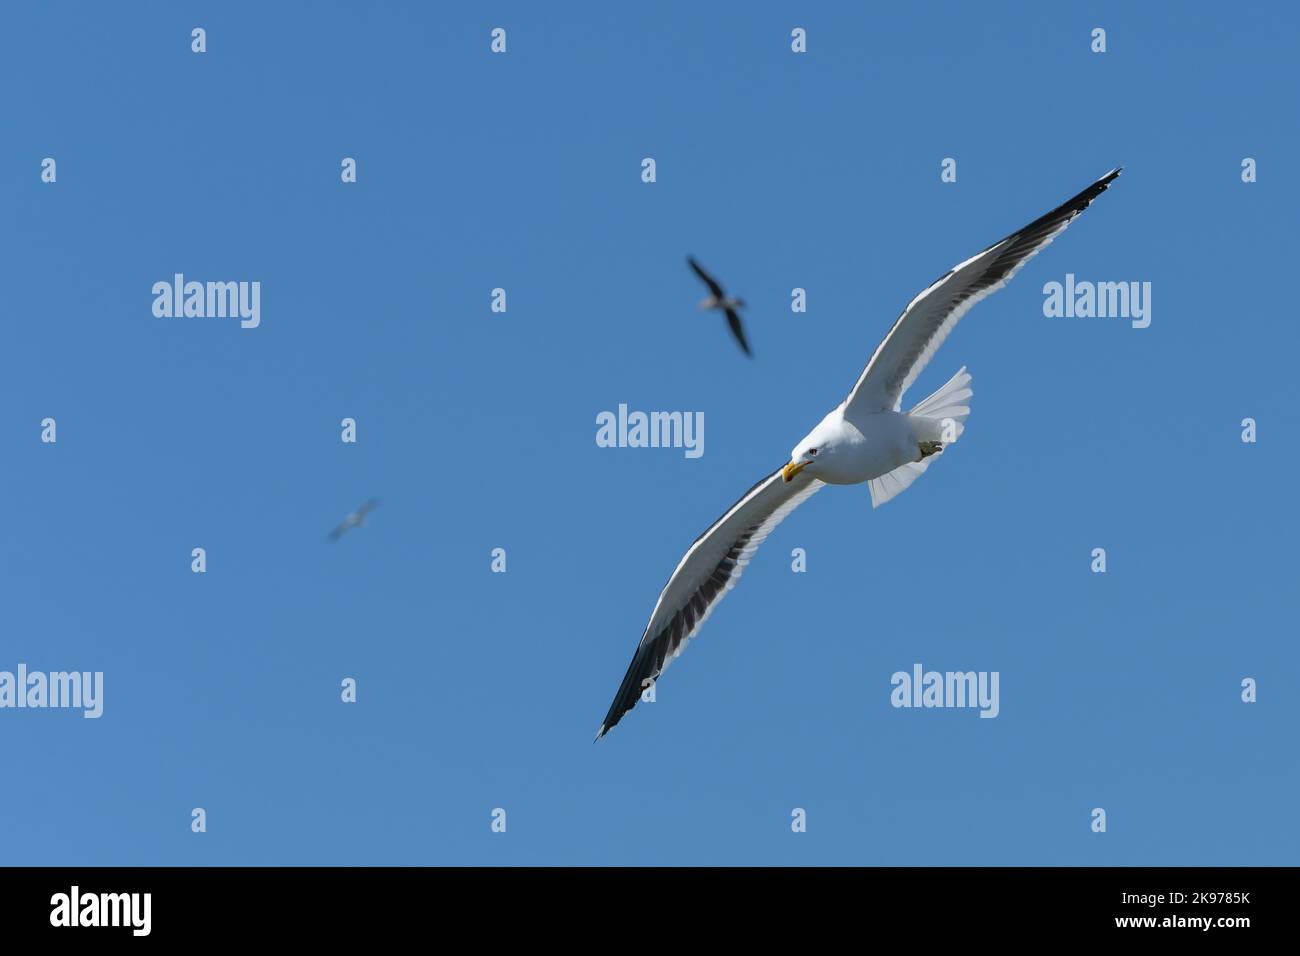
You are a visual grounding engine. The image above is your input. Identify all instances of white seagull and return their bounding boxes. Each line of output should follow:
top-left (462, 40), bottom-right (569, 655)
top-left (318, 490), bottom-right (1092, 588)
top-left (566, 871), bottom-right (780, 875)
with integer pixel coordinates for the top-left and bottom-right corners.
top-left (329, 498), bottom-right (379, 542)
top-left (596, 169), bottom-right (1121, 739)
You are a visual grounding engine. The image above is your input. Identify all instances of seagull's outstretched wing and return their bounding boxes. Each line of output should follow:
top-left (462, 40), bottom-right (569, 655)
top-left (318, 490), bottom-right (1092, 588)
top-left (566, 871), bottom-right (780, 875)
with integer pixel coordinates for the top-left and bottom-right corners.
top-left (726, 309), bottom-right (752, 357)
top-left (596, 469), bottom-right (822, 739)
top-left (687, 256), bottom-right (725, 298)
top-left (844, 168), bottom-right (1121, 417)
top-left (328, 521), bottom-right (350, 542)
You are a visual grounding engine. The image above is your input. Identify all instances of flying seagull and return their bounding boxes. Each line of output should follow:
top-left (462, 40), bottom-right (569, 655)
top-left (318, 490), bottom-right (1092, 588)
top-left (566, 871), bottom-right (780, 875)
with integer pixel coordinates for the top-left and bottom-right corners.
top-left (597, 169), bottom-right (1122, 739)
top-left (329, 498), bottom-right (379, 542)
top-left (688, 256), bottom-right (752, 356)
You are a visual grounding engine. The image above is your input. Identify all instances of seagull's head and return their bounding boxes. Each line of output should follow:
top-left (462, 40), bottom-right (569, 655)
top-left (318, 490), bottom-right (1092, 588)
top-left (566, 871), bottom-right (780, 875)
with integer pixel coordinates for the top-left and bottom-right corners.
top-left (783, 415), bottom-right (842, 483)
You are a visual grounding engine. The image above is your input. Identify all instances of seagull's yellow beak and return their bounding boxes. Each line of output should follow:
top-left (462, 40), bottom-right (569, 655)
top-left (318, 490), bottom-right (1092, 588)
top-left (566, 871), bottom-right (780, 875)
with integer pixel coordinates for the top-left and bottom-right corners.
top-left (782, 460), bottom-right (807, 483)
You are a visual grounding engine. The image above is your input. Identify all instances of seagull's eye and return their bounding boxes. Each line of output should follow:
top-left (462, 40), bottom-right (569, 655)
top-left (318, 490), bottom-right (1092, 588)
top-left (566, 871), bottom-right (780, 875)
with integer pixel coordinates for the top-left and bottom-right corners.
top-left (808, 448), bottom-right (817, 457)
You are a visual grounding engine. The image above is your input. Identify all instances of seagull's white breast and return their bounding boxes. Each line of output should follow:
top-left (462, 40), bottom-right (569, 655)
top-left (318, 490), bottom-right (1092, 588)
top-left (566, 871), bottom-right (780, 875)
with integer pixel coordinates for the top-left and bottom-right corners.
top-left (817, 409), bottom-right (917, 485)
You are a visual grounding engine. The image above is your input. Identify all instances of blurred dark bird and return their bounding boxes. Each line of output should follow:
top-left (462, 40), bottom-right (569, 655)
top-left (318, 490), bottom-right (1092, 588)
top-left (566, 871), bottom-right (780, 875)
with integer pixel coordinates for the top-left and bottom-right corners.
top-left (688, 256), bottom-right (751, 357)
top-left (329, 498), bottom-right (379, 542)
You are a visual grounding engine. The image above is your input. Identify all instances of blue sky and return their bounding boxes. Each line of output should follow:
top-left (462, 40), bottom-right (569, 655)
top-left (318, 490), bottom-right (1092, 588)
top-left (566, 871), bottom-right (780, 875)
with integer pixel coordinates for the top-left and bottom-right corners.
top-left (3, 1), bottom-right (1297, 865)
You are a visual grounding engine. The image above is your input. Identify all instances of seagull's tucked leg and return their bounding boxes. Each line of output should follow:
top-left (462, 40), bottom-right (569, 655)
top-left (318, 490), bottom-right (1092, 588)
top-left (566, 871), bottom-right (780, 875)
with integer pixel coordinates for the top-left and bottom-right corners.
top-left (867, 367), bottom-right (974, 509)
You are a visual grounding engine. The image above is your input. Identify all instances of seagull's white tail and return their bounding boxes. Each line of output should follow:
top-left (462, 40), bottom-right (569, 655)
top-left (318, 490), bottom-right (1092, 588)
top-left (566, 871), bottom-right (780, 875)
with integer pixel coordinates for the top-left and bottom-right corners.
top-left (868, 367), bottom-right (973, 508)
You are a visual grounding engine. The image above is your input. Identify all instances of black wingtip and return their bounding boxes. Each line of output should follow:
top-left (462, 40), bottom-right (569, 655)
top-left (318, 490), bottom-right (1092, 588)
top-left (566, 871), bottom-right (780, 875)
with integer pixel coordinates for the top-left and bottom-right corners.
top-left (1085, 167), bottom-right (1121, 193)
top-left (1034, 167), bottom-right (1122, 232)
top-left (1074, 168), bottom-right (1122, 211)
top-left (1091, 168), bottom-right (1122, 194)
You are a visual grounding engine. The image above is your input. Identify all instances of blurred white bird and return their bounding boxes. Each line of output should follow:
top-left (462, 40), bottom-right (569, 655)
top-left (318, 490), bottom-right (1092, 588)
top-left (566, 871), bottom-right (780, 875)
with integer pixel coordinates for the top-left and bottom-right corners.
top-left (329, 498), bottom-right (379, 542)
